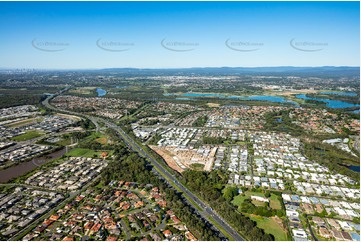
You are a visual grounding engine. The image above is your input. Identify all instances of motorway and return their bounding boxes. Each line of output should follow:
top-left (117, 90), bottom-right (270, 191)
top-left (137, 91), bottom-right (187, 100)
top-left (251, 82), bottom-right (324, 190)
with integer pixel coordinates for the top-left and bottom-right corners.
top-left (42, 94), bottom-right (245, 241)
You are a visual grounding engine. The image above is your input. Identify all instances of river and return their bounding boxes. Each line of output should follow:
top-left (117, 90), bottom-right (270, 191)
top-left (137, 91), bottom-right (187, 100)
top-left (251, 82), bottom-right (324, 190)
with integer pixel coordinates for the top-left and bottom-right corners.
top-left (0, 148), bottom-right (66, 183)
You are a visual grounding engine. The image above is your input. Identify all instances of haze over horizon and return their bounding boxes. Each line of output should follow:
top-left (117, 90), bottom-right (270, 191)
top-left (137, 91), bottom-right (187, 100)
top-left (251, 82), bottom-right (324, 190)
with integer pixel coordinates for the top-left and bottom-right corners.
top-left (0, 1), bottom-right (359, 69)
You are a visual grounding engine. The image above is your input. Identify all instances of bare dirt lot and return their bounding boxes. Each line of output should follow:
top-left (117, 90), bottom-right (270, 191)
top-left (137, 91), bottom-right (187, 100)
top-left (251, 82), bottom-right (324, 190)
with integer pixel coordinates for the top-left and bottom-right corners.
top-left (207, 103), bottom-right (220, 108)
top-left (149, 145), bottom-right (185, 173)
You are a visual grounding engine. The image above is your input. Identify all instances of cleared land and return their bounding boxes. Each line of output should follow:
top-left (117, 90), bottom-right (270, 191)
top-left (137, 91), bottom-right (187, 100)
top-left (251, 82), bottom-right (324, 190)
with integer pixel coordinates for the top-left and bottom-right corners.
top-left (96, 137), bottom-right (108, 145)
top-left (56, 113), bottom-right (82, 121)
top-left (190, 163), bottom-right (205, 171)
top-left (249, 215), bottom-right (288, 241)
top-left (68, 87), bottom-right (96, 95)
top-left (232, 191), bottom-right (282, 211)
top-left (149, 145), bottom-right (184, 173)
top-left (269, 194), bottom-right (282, 210)
top-left (148, 145), bottom-right (214, 172)
top-left (232, 194), bottom-right (247, 207)
top-left (207, 103), bottom-right (220, 108)
top-left (232, 191), bottom-right (287, 240)
top-left (65, 148), bottom-right (99, 158)
top-left (266, 89), bottom-right (317, 96)
top-left (5, 118), bottom-right (40, 128)
top-left (11, 130), bottom-right (43, 141)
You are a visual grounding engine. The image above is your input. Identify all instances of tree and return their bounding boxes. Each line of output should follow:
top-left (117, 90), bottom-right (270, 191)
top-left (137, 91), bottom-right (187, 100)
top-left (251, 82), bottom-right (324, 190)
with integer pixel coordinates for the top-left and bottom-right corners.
top-left (265, 190), bottom-right (271, 197)
top-left (223, 186), bottom-right (238, 202)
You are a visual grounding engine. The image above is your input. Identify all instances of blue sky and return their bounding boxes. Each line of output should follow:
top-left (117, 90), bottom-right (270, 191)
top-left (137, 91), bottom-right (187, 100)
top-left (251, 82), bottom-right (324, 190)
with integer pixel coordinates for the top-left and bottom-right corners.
top-left (0, 1), bottom-right (359, 69)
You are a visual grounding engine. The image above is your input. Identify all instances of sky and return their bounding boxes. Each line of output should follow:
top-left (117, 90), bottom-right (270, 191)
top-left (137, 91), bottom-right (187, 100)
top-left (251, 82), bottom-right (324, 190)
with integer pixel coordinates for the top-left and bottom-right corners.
top-left (0, 1), bottom-right (359, 69)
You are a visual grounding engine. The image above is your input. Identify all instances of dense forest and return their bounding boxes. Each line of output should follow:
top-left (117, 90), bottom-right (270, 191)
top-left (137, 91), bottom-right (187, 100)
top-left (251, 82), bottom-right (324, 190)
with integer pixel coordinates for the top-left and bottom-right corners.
top-left (0, 94), bottom-right (44, 109)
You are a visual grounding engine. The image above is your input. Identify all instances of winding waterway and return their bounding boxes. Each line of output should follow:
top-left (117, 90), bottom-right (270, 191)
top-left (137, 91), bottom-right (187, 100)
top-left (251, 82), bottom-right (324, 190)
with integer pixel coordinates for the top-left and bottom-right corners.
top-left (0, 148), bottom-right (66, 183)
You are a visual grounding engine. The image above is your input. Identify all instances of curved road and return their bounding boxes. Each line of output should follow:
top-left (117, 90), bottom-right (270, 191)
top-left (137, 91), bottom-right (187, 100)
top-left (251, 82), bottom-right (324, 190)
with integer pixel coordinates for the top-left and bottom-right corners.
top-left (42, 94), bottom-right (245, 241)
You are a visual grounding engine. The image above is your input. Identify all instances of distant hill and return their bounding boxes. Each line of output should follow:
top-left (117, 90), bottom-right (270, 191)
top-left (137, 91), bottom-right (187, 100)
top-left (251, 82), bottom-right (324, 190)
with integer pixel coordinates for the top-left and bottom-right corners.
top-left (98, 66), bottom-right (360, 77)
top-left (1, 66), bottom-right (359, 77)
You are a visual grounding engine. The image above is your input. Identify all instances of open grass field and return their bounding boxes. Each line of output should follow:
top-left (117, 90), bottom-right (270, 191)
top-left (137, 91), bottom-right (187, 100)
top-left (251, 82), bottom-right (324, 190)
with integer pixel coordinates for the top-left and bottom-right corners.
top-left (65, 148), bottom-right (114, 158)
top-left (55, 113), bottom-right (81, 121)
top-left (68, 87), bottom-right (96, 95)
top-left (65, 148), bottom-right (99, 158)
top-left (244, 191), bottom-right (267, 198)
top-left (82, 132), bottom-right (108, 144)
top-left (11, 130), bottom-right (43, 141)
top-left (55, 138), bottom-right (72, 146)
top-left (95, 137), bottom-right (108, 144)
top-left (232, 191), bottom-right (283, 210)
top-left (249, 215), bottom-right (288, 241)
top-left (232, 191), bottom-right (267, 206)
top-left (189, 163), bottom-right (205, 171)
top-left (269, 194), bottom-right (282, 210)
top-left (252, 200), bottom-right (267, 207)
top-left (232, 194), bottom-right (247, 208)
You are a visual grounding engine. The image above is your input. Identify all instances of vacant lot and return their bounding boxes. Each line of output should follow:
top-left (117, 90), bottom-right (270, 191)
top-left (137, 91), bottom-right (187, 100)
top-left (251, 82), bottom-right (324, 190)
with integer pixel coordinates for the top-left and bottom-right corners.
top-left (12, 130), bottom-right (43, 141)
top-left (5, 118), bottom-right (41, 128)
top-left (232, 191), bottom-right (268, 210)
top-left (232, 191), bottom-right (283, 210)
top-left (207, 102), bottom-right (220, 108)
top-left (96, 137), bottom-right (108, 144)
top-left (249, 215), bottom-right (288, 241)
top-left (83, 132), bottom-right (108, 143)
top-left (65, 148), bottom-right (99, 158)
top-left (232, 194), bottom-right (247, 207)
top-left (190, 163), bottom-right (205, 170)
top-left (269, 194), bottom-right (282, 210)
top-left (68, 87), bottom-right (96, 95)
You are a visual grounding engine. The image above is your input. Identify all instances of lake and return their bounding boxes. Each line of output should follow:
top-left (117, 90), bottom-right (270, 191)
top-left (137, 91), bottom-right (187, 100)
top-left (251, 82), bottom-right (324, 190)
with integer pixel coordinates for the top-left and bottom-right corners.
top-left (295, 94), bottom-right (360, 109)
top-left (0, 148), bottom-right (66, 183)
top-left (246, 95), bottom-right (299, 106)
top-left (320, 91), bottom-right (358, 97)
top-left (164, 92), bottom-right (298, 105)
top-left (96, 88), bottom-right (107, 97)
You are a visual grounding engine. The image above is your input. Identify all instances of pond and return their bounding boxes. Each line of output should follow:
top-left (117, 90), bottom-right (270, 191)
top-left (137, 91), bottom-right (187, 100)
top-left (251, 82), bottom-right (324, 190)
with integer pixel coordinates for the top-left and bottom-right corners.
top-left (96, 88), bottom-right (107, 97)
top-left (347, 165), bottom-right (360, 173)
top-left (295, 94), bottom-right (360, 109)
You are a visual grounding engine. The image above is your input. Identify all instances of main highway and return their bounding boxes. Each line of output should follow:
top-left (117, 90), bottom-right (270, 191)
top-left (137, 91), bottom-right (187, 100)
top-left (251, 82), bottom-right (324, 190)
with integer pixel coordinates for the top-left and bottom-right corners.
top-left (42, 93), bottom-right (245, 241)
